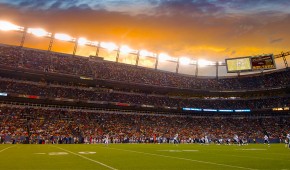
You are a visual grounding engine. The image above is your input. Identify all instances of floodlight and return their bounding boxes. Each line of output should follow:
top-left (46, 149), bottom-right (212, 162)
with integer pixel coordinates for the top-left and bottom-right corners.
top-left (0, 21), bottom-right (22, 31)
top-left (54, 33), bottom-right (75, 42)
top-left (100, 42), bottom-right (118, 51)
top-left (159, 53), bottom-right (178, 62)
top-left (158, 53), bottom-right (170, 62)
top-left (198, 59), bottom-right (210, 67)
top-left (77, 37), bottom-right (88, 45)
top-left (90, 41), bottom-right (99, 46)
top-left (139, 50), bottom-right (156, 57)
top-left (179, 57), bottom-right (191, 65)
top-left (120, 45), bottom-right (132, 54)
top-left (27, 28), bottom-right (51, 37)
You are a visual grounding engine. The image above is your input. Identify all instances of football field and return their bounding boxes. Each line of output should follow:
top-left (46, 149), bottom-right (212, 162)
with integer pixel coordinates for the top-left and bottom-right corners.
top-left (0, 144), bottom-right (289, 170)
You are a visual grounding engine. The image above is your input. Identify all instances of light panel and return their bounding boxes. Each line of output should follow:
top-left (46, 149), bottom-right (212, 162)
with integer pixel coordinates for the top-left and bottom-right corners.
top-left (198, 59), bottom-right (211, 67)
top-left (77, 37), bottom-right (88, 45)
top-left (120, 45), bottom-right (132, 54)
top-left (139, 50), bottom-right (156, 58)
top-left (179, 57), bottom-right (191, 65)
top-left (54, 33), bottom-right (75, 42)
top-left (100, 42), bottom-right (118, 51)
top-left (27, 28), bottom-right (51, 37)
top-left (0, 21), bottom-right (22, 31)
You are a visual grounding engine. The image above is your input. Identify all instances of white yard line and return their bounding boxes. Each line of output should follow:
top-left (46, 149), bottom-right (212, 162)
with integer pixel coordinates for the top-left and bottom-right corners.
top-left (53, 146), bottom-right (118, 170)
top-left (211, 152), bottom-right (284, 161)
top-left (0, 145), bottom-right (16, 153)
top-left (103, 147), bottom-right (258, 170)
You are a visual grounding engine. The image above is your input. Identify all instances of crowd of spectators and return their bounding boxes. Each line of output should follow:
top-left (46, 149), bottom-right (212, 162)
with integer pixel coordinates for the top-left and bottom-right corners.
top-left (0, 77), bottom-right (289, 110)
top-left (0, 45), bottom-right (289, 91)
top-left (0, 106), bottom-right (289, 144)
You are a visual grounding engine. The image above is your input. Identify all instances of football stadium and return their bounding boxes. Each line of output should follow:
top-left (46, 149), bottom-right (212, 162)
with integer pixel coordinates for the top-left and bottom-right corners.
top-left (0, 1), bottom-right (290, 170)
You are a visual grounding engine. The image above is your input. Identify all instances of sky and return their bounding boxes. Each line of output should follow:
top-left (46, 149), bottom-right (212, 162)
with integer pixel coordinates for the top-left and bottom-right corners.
top-left (0, 0), bottom-right (290, 75)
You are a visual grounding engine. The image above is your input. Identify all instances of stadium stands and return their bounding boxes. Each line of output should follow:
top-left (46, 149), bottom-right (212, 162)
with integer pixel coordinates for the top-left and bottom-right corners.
top-left (0, 105), bottom-right (289, 144)
top-left (0, 77), bottom-right (289, 110)
top-left (0, 44), bottom-right (289, 145)
top-left (0, 45), bottom-right (289, 91)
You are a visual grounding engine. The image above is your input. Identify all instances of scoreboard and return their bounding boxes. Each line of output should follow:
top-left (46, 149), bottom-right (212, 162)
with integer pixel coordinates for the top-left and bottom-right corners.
top-left (251, 54), bottom-right (276, 70)
top-left (226, 57), bottom-right (252, 73)
top-left (226, 54), bottom-right (276, 73)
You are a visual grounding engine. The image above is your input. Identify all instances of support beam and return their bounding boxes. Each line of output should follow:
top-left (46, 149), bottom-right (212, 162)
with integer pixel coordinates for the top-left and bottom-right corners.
top-left (47, 35), bottom-right (54, 52)
top-left (282, 52), bottom-right (288, 68)
top-left (136, 51), bottom-right (140, 66)
top-left (216, 62), bottom-right (218, 79)
top-left (195, 62), bottom-right (198, 77)
top-left (95, 42), bottom-right (100, 57)
top-left (19, 28), bottom-right (27, 48)
top-left (116, 47), bottom-right (120, 63)
top-left (73, 40), bottom-right (78, 56)
top-left (155, 54), bottom-right (159, 70)
top-left (176, 58), bottom-right (180, 73)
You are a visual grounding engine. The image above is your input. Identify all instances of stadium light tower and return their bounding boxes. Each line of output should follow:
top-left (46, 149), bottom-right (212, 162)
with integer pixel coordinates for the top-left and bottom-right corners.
top-left (158, 53), bottom-right (171, 62)
top-left (119, 45), bottom-right (133, 54)
top-left (100, 42), bottom-right (118, 51)
top-left (119, 45), bottom-right (139, 64)
top-left (73, 37), bottom-right (88, 56)
top-left (0, 21), bottom-right (23, 31)
top-left (26, 28), bottom-right (52, 48)
top-left (135, 50), bottom-right (140, 66)
top-left (0, 20), bottom-right (26, 47)
top-left (51, 33), bottom-right (76, 53)
top-left (179, 57), bottom-right (191, 65)
top-left (99, 42), bottom-right (119, 61)
top-left (27, 28), bottom-right (51, 37)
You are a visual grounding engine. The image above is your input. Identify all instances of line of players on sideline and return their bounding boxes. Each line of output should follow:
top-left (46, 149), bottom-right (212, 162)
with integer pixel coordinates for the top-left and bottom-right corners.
top-left (101, 133), bottom-right (290, 148)
top-left (2, 133), bottom-right (290, 148)
top-left (172, 134), bottom-right (290, 147)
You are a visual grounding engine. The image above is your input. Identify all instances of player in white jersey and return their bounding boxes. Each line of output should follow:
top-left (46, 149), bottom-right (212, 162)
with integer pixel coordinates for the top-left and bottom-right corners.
top-left (204, 136), bottom-right (209, 144)
top-left (104, 134), bottom-right (109, 146)
top-left (226, 138), bottom-right (231, 145)
top-left (286, 133), bottom-right (290, 148)
top-left (264, 135), bottom-right (270, 145)
top-left (233, 134), bottom-right (239, 145)
top-left (173, 134), bottom-right (179, 144)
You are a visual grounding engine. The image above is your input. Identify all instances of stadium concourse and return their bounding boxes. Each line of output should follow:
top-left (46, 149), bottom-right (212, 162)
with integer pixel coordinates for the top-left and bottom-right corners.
top-left (0, 44), bottom-right (289, 145)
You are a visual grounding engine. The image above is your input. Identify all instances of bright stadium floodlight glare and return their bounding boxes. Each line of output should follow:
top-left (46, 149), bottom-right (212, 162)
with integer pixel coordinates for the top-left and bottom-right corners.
top-left (54, 33), bottom-right (75, 42)
top-left (179, 57), bottom-right (191, 65)
top-left (120, 45), bottom-right (133, 54)
top-left (0, 21), bottom-right (22, 31)
top-left (27, 28), bottom-right (51, 37)
top-left (139, 50), bottom-right (156, 58)
top-left (100, 42), bottom-right (118, 51)
top-left (91, 41), bottom-right (99, 46)
top-left (198, 59), bottom-right (210, 67)
top-left (158, 53), bottom-right (170, 62)
top-left (77, 37), bottom-right (88, 46)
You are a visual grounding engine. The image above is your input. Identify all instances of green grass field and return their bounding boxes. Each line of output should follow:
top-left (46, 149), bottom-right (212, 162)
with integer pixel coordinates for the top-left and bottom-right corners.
top-left (0, 144), bottom-right (289, 170)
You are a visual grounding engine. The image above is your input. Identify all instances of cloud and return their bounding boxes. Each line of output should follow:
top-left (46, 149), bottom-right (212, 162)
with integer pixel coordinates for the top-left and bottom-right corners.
top-left (152, 0), bottom-right (226, 16)
top-left (269, 38), bottom-right (283, 44)
top-left (0, 0), bottom-right (290, 62)
top-left (1, 0), bottom-right (290, 17)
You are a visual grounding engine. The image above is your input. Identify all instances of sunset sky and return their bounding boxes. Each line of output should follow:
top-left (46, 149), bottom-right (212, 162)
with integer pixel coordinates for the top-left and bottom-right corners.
top-left (0, 0), bottom-right (290, 76)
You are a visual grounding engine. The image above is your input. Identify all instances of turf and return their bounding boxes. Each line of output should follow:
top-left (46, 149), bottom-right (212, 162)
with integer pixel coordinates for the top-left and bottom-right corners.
top-left (0, 144), bottom-right (289, 170)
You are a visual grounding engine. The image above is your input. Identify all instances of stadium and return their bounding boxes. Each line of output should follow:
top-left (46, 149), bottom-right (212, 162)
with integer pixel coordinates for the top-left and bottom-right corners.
top-left (0, 1), bottom-right (290, 169)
